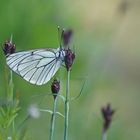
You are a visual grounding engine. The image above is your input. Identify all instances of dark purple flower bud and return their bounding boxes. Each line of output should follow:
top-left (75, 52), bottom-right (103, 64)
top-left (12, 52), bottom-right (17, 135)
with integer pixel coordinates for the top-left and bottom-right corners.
top-left (101, 103), bottom-right (115, 132)
top-left (3, 40), bottom-right (16, 56)
top-left (64, 48), bottom-right (75, 71)
top-left (62, 29), bottom-right (73, 46)
top-left (51, 79), bottom-right (60, 99)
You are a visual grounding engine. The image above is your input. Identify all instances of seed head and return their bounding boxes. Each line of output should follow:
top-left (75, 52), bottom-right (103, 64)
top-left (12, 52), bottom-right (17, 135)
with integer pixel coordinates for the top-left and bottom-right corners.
top-left (64, 48), bottom-right (75, 71)
top-left (101, 103), bottom-right (115, 132)
top-left (3, 40), bottom-right (16, 56)
top-left (51, 79), bottom-right (60, 99)
top-left (28, 104), bottom-right (40, 119)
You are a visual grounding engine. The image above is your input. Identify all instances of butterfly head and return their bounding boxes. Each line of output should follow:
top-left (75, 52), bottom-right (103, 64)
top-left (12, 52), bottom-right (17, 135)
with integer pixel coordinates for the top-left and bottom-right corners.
top-left (56, 47), bottom-right (66, 62)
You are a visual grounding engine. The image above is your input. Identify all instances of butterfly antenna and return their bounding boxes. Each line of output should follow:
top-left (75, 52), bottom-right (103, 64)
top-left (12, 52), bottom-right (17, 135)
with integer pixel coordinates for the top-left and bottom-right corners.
top-left (10, 34), bottom-right (13, 44)
top-left (60, 28), bottom-right (65, 49)
top-left (57, 26), bottom-right (62, 49)
top-left (61, 28), bottom-right (65, 40)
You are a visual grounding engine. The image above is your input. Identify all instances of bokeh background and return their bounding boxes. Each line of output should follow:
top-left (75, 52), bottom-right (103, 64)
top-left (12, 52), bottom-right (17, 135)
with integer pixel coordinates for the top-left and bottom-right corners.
top-left (0, 0), bottom-right (140, 139)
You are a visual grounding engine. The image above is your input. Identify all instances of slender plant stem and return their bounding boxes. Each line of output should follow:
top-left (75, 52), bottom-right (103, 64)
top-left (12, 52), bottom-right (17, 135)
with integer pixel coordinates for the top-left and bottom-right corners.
top-left (49, 97), bottom-right (58, 140)
top-left (7, 70), bottom-right (14, 102)
top-left (64, 70), bottom-right (70, 140)
top-left (102, 130), bottom-right (107, 140)
top-left (3, 128), bottom-right (8, 140)
top-left (12, 122), bottom-right (15, 140)
top-left (9, 71), bottom-right (15, 139)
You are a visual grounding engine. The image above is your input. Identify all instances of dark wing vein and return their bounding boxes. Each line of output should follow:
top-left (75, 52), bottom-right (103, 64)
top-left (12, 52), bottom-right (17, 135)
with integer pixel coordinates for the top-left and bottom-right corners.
top-left (32, 53), bottom-right (55, 58)
top-left (27, 59), bottom-right (54, 83)
top-left (8, 54), bottom-right (30, 66)
top-left (20, 61), bottom-right (40, 78)
top-left (19, 57), bottom-right (56, 85)
top-left (35, 59), bottom-right (56, 84)
top-left (36, 60), bottom-right (56, 85)
top-left (42, 60), bottom-right (57, 84)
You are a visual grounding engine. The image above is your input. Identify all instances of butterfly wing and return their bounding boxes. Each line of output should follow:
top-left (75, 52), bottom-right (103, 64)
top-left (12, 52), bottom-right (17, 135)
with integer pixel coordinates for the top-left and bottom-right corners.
top-left (6, 48), bottom-right (63, 85)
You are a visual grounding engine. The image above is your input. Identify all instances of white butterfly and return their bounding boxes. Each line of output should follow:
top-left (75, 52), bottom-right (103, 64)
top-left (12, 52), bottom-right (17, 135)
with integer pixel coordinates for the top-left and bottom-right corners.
top-left (6, 47), bottom-right (65, 85)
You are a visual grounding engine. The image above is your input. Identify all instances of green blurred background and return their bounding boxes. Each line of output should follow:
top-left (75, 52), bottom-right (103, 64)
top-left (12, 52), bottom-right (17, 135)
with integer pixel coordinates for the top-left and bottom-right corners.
top-left (0, 0), bottom-right (140, 139)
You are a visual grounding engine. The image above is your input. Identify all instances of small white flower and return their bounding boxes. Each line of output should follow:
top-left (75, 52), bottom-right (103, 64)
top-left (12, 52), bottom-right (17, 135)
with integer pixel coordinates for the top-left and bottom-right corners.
top-left (28, 104), bottom-right (40, 119)
top-left (7, 137), bottom-right (12, 140)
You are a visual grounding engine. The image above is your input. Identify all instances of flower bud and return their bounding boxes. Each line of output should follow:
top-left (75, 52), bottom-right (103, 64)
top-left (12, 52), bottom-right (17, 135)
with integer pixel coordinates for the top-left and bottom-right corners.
top-left (51, 79), bottom-right (60, 99)
top-left (62, 29), bottom-right (73, 46)
top-left (101, 103), bottom-right (115, 132)
top-left (3, 40), bottom-right (16, 56)
top-left (64, 48), bottom-right (75, 71)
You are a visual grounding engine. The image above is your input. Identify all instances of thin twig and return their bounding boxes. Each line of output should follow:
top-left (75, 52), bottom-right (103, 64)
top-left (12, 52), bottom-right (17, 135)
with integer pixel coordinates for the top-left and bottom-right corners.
top-left (70, 78), bottom-right (87, 101)
top-left (64, 70), bottom-right (70, 140)
top-left (102, 130), bottom-right (107, 140)
top-left (49, 97), bottom-right (58, 140)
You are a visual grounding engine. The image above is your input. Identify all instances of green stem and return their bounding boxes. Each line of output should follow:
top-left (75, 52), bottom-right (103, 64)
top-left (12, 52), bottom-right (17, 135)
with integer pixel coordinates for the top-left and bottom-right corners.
top-left (64, 70), bottom-right (70, 140)
top-left (3, 128), bottom-right (8, 140)
top-left (102, 130), bottom-right (107, 140)
top-left (49, 97), bottom-right (58, 140)
top-left (12, 121), bottom-right (15, 140)
top-left (7, 71), bottom-right (14, 102)
top-left (9, 71), bottom-right (15, 139)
